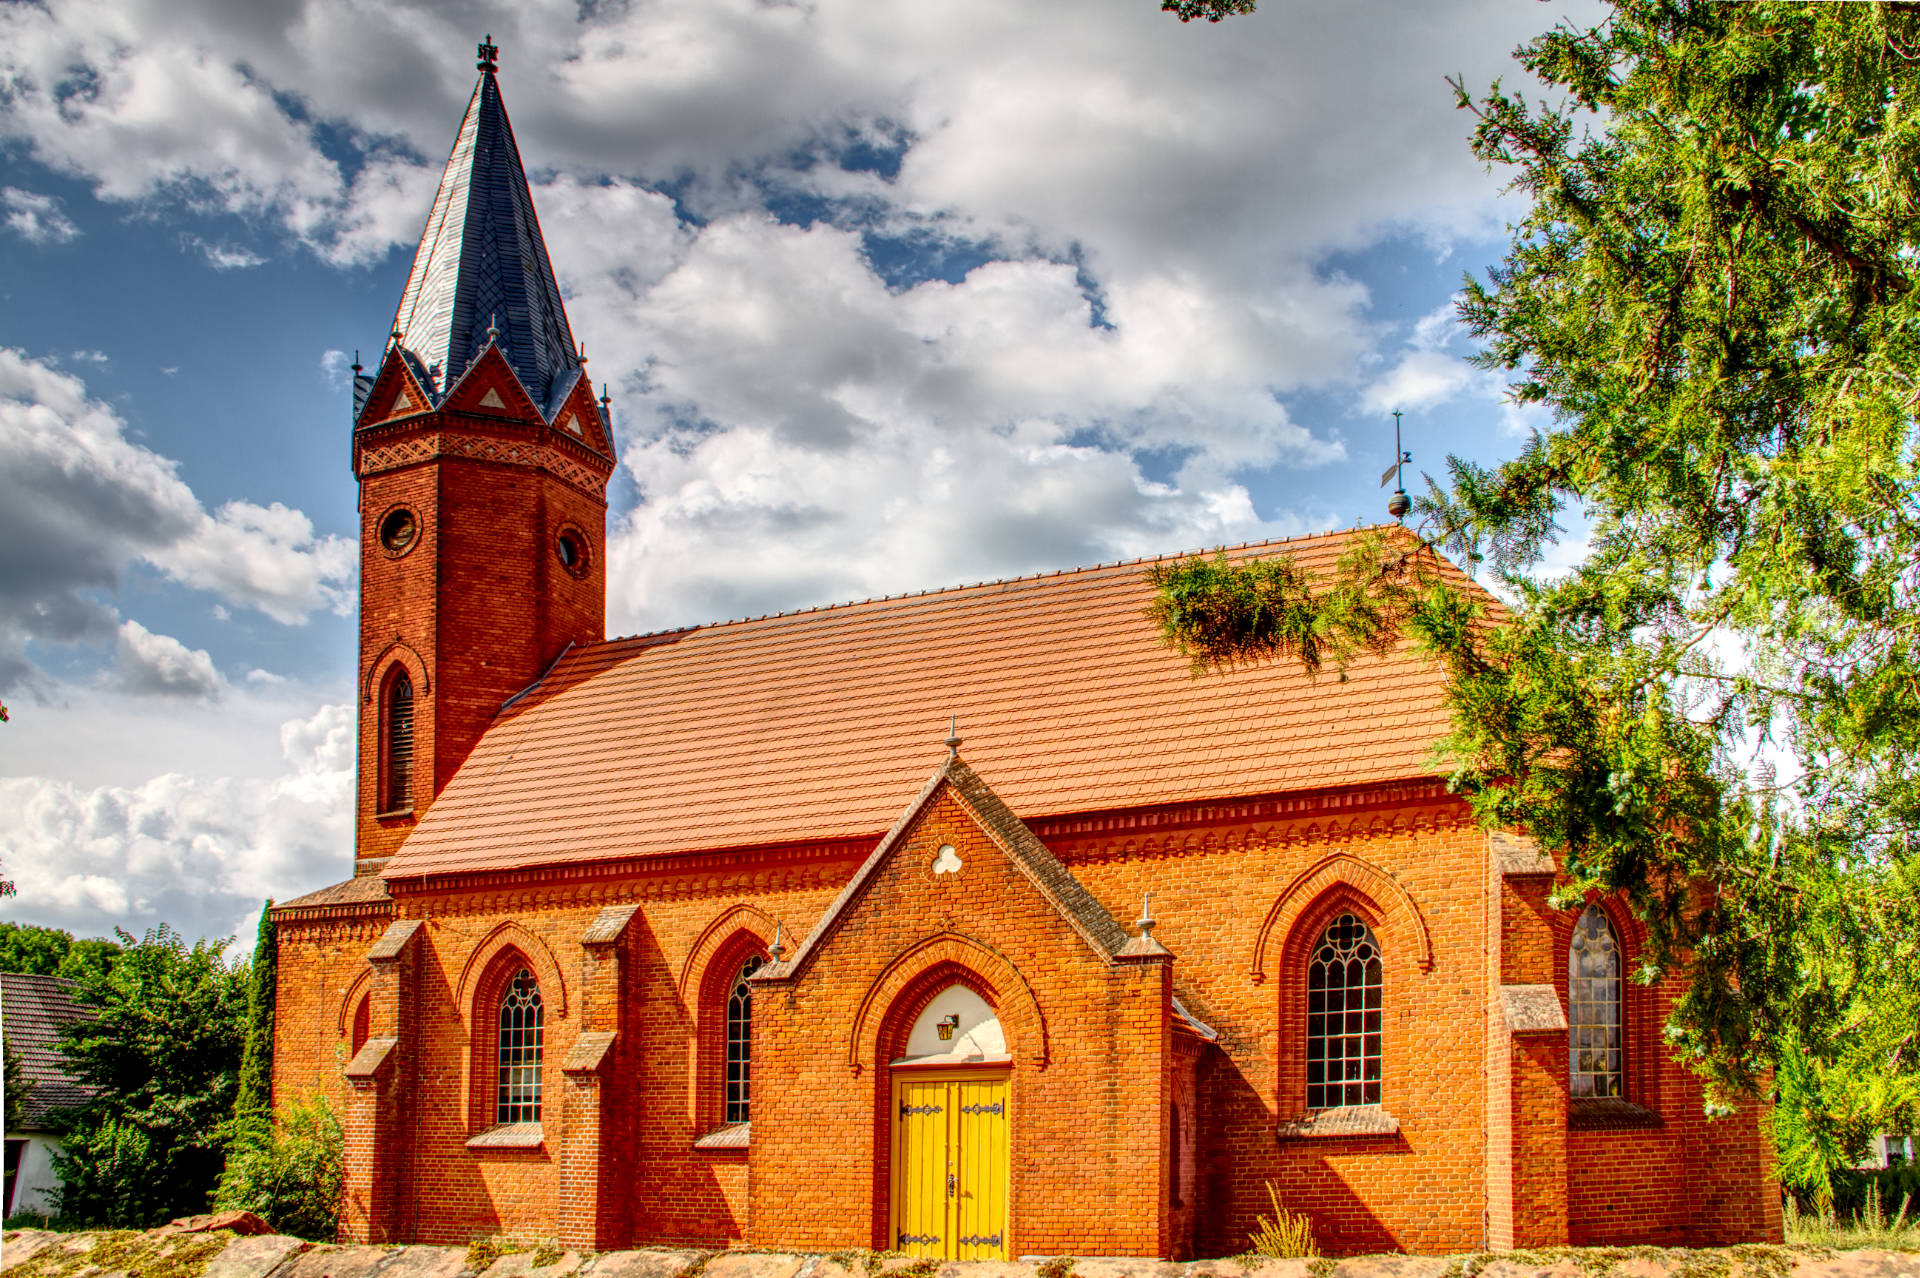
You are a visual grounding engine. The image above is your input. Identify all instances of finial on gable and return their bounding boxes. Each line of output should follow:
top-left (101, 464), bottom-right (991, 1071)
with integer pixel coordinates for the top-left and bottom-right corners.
top-left (487, 313), bottom-right (500, 345)
top-left (1137, 890), bottom-right (1156, 941)
top-left (769, 921), bottom-right (787, 963)
top-left (944, 715), bottom-right (962, 758)
top-left (477, 34), bottom-right (499, 74)
top-left (351, 350), bottom-right (362, 375)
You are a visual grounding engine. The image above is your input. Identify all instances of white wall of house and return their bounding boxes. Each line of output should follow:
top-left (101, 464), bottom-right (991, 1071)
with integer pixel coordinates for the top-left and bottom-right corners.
top-left (5, 1131), bottom-right (64, 1218)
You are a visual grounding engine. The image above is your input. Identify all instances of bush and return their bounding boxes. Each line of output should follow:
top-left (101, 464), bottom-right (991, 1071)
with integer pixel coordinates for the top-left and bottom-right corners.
top-left (52, 925), bottom-right (246, 1226)
top-left (1247, 1181), bottom-right (1319, 1258)
top-left (214, 1097), bottom-right (344, 1241)
top-left (1830, 1162), bottom-right (1920, 1222)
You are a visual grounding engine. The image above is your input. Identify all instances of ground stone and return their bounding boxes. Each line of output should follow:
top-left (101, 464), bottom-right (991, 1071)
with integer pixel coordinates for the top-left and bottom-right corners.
top-left (201, 1235), bottom-right (310, 1278)
top-left (1, 1231), bottom-right (65, 1271)
top-left (580, 1251), bottom-right (706, 1278)
top-left (703, 1254), bottom-right (803, 1278)
top-left (277, 1245), bottom-right (394, 1278)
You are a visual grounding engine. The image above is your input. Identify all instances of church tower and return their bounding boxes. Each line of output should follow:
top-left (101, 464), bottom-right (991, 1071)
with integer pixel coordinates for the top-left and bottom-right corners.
top-left (349, 38), bottom-right (615, 871)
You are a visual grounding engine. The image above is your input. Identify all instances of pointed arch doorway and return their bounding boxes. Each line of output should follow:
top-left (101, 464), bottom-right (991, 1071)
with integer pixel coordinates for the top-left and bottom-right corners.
top-left (888, 985), bottom-right (1011, 1261)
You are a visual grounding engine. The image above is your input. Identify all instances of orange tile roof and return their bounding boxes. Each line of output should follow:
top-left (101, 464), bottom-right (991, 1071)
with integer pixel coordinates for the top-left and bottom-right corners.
top-left (384, 526), bottom-right (1477, 881)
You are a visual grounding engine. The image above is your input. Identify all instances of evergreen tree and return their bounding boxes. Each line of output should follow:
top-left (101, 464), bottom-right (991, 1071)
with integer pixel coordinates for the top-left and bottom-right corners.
top-left (232, 902), bottom-right (276, 1133)
top-left (1149, 0), bottom-right (1920, 1170)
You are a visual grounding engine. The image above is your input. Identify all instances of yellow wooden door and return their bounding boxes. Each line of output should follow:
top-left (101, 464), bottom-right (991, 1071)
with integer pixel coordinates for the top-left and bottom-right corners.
top-left (952, 1077), bottom-right (1009, 1260)
top-left (892, 1073), bottom-right (1009, 1261)
top-left (895, 1079), bottom-right (950, 1257)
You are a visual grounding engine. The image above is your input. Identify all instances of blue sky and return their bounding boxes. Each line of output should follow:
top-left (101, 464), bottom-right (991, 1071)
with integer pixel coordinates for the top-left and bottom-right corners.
top-left (0, 0), bottom-right (1593, 946)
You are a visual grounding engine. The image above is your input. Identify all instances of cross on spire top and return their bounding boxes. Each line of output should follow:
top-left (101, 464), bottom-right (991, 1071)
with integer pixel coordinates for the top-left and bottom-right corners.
top-left (477, 34), bottom-right (499, 73)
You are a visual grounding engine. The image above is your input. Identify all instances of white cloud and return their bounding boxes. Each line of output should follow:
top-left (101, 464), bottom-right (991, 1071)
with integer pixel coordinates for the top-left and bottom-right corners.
top-left (0, 347), bottom-right (354, 690)
top-left (108, 619), bottom-right (225, 700)
top-left (1, 187), bottom-right (80, 244)
top-left (183, 234), bottom-right (267, 269)
top-left (0, 701), bottom-right (353, 944)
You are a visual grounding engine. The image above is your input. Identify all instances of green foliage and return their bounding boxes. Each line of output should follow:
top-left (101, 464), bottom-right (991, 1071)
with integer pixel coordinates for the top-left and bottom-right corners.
top-left (1146, 0), bottom-right (1920, 1152)
top-left (53, 924), bottom-right (247, 1227)
top-left (5, 1037), bottom-right (29, 1131)
top-left (1248, 1181), bottom-right (1320, 1258)
top-left (1145, 528), bottom-right (1426, 679)
top-left (1784, 1182), bottom-right (1920, 1251)
top-left (1160, 0), bottom-right (1256, 22)
top-left (213, 1096), bottom-right (343, 1241)
top-left (232, 903), bottom-right (276, 1132)
top-left (0, 924), bottom-right (120, 983)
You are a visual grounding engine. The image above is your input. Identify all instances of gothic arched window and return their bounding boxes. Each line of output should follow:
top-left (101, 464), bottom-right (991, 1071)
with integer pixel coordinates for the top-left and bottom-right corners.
top-left (1306, 913), bottom-right (1383, 1109)
top-left (1569, 904), bottom-right (1623, 1098)
top-left (724, 954), bottom-right (765, 1124)
top-left (384, 670), bottom-right (415, 813)
top-left (497, 968), bottom-right (543, 1124)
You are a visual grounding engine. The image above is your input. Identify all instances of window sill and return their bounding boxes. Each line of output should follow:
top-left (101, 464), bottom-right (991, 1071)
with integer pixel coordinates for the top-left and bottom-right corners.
top-left (466, 1123), bottom-right (545, 1150)
top-left (1277, 1104), bottom-right (1400, 1140)
top-left (374, 808), bottom-right (415, 822)
top-left (1569, 1098), bottom-right (1662, 1131)
top-left (693, 1122), bottom-right (749, 1151)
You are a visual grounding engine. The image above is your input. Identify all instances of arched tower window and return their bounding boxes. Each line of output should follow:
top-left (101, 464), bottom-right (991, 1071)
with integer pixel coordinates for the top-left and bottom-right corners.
top-left (724, 954), bottom-right (765, 1124)
top-left (497, 968), bottom-right (543, 1124)
top-left (1306, 913), bottom-right (1383, 1109)
top-left (384, 670), bottom-right (415, 813)
top-left (1569, 904), bottom-right (1623, 1098)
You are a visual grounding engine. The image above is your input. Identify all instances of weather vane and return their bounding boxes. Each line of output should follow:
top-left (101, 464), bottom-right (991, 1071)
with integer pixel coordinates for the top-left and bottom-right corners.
top-left (1380, 409), bottom-right (1412, 522)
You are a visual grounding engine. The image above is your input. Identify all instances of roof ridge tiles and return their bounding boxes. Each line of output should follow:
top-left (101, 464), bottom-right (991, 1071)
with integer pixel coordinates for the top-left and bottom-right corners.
top-left (594, 524), bottom-right (1393, 650)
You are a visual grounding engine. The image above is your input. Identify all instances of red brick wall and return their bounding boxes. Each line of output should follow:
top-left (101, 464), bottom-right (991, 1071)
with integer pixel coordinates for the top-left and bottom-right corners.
top-left (749, 787), bottom-right (1169, 1257)
top-left (274, 779), bottom-right (1779, 1255)
top-left (354, 416), bottom-right (608, 867)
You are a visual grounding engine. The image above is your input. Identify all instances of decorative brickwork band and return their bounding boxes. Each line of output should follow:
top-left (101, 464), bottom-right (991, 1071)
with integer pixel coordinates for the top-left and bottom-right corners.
top-left (356, 428), bottom-right (612, 498)
top-left (1250, 851), bottom-right (1433, 982)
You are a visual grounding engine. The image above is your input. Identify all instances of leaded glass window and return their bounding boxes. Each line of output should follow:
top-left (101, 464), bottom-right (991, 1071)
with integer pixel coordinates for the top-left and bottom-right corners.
top-left (1306, 913), bottom-right (1383, 1109)
top-left (385, 671), bottom-right (414, 812)
top-left (1569, 904), bottom-right (1623, 1098)
top-left (497, 968), bottom-right (543, 1124)
top-left (724, 954), bottom-right (765, 1124)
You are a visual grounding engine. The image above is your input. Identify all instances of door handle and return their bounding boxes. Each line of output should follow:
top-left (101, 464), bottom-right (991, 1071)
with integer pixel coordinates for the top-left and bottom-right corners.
top-left (947, 1166), bottom-right (957, 1200)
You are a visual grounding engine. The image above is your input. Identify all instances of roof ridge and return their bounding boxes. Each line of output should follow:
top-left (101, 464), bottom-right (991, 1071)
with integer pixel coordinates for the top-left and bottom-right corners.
top-left (594, 524), bottom-right (1392, 649)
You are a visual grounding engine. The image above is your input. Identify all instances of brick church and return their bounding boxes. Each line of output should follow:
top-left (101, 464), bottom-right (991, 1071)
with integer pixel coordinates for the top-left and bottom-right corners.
top-left (271, 43), bottom-right (1782, 1259)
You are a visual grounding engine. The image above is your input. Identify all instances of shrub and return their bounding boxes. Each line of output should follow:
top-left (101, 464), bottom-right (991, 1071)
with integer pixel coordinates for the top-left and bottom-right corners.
top-left (53, 925), bottom-right (246, 1226)
top-left (214, 1097), bottom-right (344, 1241)
top-left (1248, 1181), bottom-right (1319, 1258)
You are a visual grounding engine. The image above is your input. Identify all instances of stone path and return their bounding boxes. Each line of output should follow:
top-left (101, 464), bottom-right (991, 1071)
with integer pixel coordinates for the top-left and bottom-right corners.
top-left (2, 1230), bottom-right (1917, 1278)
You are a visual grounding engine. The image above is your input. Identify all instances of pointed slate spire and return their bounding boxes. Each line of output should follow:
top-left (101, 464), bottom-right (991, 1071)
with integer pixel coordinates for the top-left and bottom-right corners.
top-left (387, 38), bottom-right (579, 407)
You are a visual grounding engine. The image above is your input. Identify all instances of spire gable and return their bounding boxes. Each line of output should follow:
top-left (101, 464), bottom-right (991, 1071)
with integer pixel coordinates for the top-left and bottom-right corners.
top-left (386, 52), bottom-right (580, 409)
top-left (355, 346), bottom-right (435, 429)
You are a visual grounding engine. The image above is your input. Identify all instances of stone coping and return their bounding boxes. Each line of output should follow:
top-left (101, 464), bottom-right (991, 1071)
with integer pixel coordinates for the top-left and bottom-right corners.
top-left (3, 1229), bottom-right (1917, 1278)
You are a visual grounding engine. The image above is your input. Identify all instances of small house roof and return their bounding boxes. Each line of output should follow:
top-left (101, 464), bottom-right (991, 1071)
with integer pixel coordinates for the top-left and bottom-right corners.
top-left (2, 973), bottom-right (95, 1131)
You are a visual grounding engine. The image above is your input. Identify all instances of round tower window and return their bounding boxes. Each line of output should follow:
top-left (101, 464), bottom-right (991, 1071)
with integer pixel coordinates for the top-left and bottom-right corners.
top-left (378, 507), bottom-right (418, 556)
top-left (556, 529), bottom-right (589, 577)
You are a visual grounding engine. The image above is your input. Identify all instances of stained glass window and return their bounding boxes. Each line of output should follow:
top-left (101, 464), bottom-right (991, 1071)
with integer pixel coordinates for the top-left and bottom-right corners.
top-left (725, 953), bottom-right (765, 1124)
top-left (1569, 904), bottom-right (1623, 1098)
top-left (1306, 913), bottom-right (1383, 1109)
top-left (497, 968), bottom-right (543, 1124)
